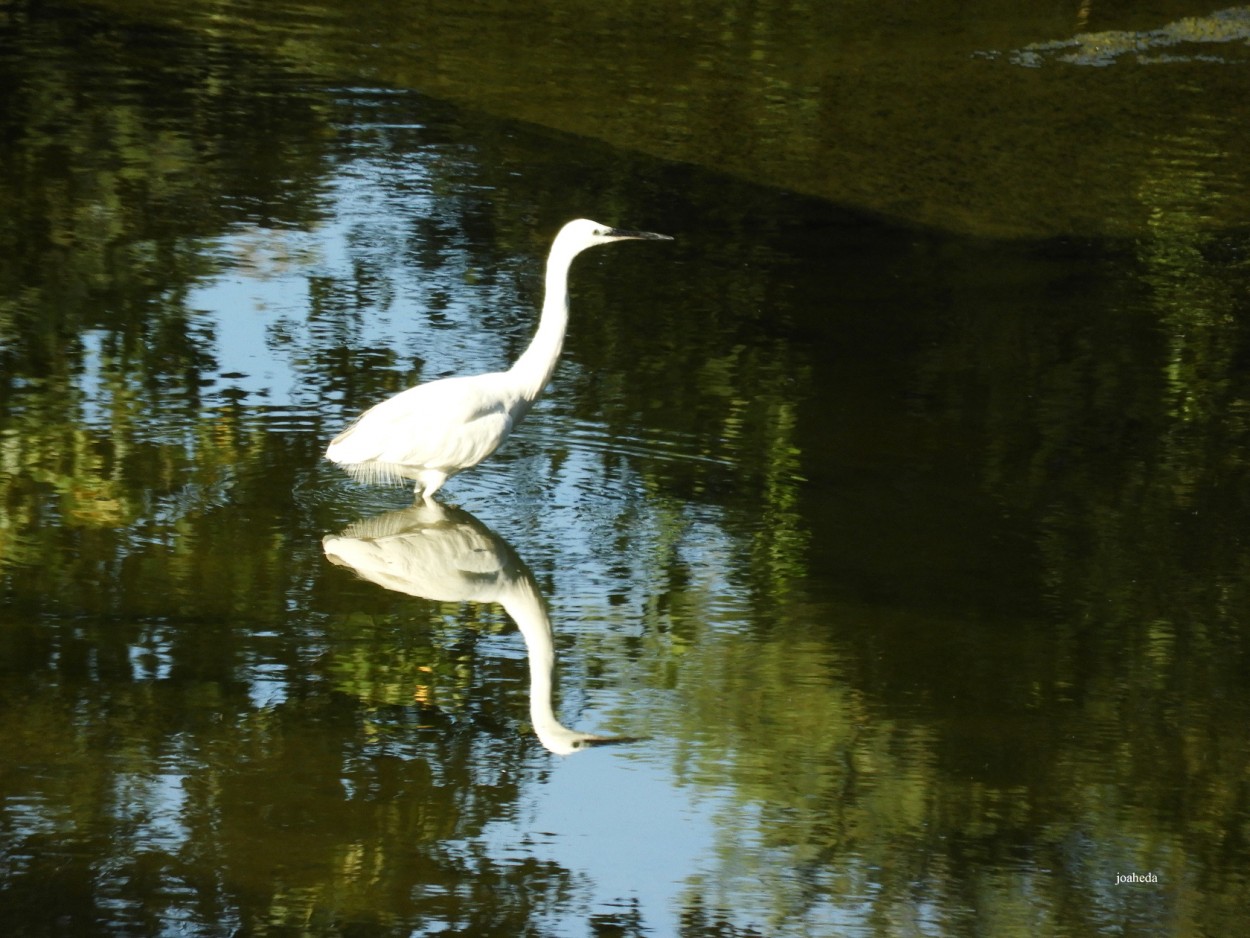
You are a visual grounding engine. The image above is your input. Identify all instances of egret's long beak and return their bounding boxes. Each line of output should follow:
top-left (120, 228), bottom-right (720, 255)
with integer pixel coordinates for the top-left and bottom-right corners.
top-left (606, 227), bottom-right (673, 242)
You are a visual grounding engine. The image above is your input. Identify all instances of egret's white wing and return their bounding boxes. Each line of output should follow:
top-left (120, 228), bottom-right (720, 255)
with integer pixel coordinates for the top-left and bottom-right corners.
top-left (326, 373), bottom-right (518, 479)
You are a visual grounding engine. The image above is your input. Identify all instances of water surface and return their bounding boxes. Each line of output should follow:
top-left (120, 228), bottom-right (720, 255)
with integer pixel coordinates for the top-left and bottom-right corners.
top-left (2, 2), bottom-right (1249, 936)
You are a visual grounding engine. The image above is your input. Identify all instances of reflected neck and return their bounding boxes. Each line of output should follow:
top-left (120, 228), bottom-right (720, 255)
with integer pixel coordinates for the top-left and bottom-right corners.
top-left (504, 579), bottom-right (566, 743)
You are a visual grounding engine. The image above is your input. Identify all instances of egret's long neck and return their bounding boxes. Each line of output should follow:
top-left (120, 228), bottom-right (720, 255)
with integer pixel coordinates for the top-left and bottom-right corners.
top-left (510, 243), bottom-right (575, 402)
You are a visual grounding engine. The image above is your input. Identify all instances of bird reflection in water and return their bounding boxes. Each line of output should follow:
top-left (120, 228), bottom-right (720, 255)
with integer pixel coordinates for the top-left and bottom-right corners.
top-left (322, 501), bottom-right (641, 755)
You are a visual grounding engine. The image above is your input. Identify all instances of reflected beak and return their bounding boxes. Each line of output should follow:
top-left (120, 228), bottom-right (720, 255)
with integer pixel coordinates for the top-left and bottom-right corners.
top-left (579, 735), bottom-right (649, 748)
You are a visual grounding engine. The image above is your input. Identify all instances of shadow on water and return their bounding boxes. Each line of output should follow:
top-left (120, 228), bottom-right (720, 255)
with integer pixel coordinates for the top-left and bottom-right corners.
top-left (323, 502), bottom-right (644, 755)
top-left (78, 0), bottom-right (1250, 238)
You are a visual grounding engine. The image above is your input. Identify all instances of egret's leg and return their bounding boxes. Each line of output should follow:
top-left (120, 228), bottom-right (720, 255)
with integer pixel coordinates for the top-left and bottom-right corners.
top-left (416, 469), bottom-right (447, 502)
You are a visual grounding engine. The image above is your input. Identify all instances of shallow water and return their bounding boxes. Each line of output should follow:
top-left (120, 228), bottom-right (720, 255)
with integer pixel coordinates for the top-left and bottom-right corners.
top-left (2, 2), bottom-right (1249, 936)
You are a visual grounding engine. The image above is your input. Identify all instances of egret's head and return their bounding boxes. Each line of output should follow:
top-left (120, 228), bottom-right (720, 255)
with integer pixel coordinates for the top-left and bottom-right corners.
top-left (558, 218), bottom-right (673, 253)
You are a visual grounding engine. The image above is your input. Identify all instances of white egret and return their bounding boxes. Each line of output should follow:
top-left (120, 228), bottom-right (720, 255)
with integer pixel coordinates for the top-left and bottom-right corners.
top-left (322, 502), bottom-right (641, 754)
top-left (325, 218), bottom-right (673, 499)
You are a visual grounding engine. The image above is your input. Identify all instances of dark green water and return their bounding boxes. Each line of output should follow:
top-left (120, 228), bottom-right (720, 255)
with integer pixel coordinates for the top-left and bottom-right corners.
top-left (2, 2), bottom-right (1249, 935)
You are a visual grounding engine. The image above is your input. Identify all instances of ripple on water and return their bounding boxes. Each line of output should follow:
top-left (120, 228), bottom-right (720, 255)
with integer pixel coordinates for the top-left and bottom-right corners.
top-left (527, 414), bottom-right (736, 470)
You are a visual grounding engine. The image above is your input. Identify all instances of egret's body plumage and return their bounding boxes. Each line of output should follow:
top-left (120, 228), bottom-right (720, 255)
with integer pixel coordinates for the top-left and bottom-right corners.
top-left (326, 218), bottom-right (671, 499)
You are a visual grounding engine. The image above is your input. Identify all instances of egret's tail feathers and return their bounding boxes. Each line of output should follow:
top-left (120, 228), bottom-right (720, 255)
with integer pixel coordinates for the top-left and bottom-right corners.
top-left (327, 421), bottom-right (359, 449)
top-left (334, 460), bottom-right (417, 487)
